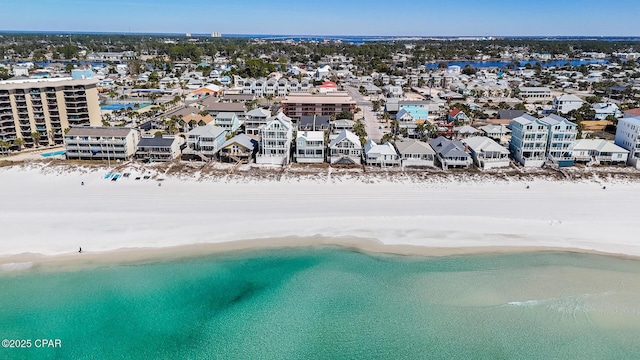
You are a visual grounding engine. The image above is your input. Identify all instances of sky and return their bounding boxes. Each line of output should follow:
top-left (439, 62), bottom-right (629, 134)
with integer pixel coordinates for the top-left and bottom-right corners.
top-left (0, 0), bottom-right (639, 37)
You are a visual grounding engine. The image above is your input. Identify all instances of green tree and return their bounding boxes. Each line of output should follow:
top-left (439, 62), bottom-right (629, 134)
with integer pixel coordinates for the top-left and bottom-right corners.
top-left (0, 140), bottom-right (11, 155)
top-left (13, 137), bottom-right (25, 151)
top-left (337, 110), bottom-right (355, 120)
top-left (0, 67), bottom-right (9, 80)
top-left (30, 132), bottom-right (41, 147)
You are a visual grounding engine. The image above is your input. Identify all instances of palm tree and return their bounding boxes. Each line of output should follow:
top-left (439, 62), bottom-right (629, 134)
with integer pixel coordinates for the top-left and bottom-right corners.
top-left (0, 140), bottom-right (10, 156)
top-left (13, 138), bottom-right (25, 151)
top-left (31, 132), bottom-right (41, 148)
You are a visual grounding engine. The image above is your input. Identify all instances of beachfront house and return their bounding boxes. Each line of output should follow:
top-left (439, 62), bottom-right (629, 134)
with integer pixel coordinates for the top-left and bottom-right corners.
top-left (573, 139), bottom-right (629, 165)
top-left (478, 124), bottom-right (511, 143)
top-left (65, 127), bottom-right (140, 161)
top-left (614, 116), bottom-right (640, 168)
top-left (509, 114), bottom-right (548, 167)
top-left (256, 112), bottom-right (294, 165)
top-left (539, 114), bottom-right (577, 167)
top-left (295, 131), bottom-right (325, 163)
top-left (299, 115), bottom-right (331, 132)
top-left (328, 129), bottom-right (362, 165)
top-left (135, 135), bottom-right (183, 162)
top-left (364, 140), bottom-right (400, 167)
top-left (331, 119), bottom-right (355, 133)
top-left (245, 108), bottom-right (271, 136)
top-left (185, 125), bottom-right (227, 159)
top-left (219, 133), bottom-right (257, 164)
top-left (428, 136), bottom-right (472, 169)
top-left (463, 136), bottom-right (510, 169)
top-left (214, 112), bottom-right (241, 132)
top-left (395, 139), bottom-right (436, 168)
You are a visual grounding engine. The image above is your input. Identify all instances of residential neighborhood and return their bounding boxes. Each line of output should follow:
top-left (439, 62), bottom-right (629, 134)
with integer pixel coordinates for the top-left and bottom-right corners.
top-left (1, 34), bottom-right (640, 172)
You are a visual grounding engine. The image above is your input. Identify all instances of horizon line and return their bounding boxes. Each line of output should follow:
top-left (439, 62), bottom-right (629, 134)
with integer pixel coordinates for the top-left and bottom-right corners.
top-left (0, 30), bottom-right (639, 39)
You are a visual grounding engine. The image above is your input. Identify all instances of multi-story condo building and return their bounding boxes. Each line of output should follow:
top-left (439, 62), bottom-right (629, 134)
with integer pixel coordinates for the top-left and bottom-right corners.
top-left (614, 116), bottom-right (640, 167)
top-left (509, 114), bottom-right (549, 167)
top-left (256, 112), bottom-right (293, 165)
top-left (281, 92), bottom-right (356, 123)
top-left (0, 77), bottom-right (101, 148)
top-left (65, 127), bottom-right (140, 161)
top-left (539, 114), bottom-right (577, 167)
top-left (518, 87), bottom-right (553, 103)
top-left (295, 131), bottom-right (325, 163)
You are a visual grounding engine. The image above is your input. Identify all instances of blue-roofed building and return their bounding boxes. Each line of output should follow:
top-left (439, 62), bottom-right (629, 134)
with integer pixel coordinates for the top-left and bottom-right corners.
top-left (398, 101), bottom-right (429, 122)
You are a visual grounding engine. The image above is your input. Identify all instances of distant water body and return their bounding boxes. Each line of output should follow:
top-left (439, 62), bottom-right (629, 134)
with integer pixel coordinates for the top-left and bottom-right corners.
top-left (2, 247), bottom-right (640, 359)
top-left (425, 59), bottom-right (609, 69)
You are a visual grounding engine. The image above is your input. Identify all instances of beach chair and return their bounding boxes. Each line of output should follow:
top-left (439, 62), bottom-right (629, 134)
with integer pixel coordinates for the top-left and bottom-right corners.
top-left (104, 173), bottom-right (112, 179)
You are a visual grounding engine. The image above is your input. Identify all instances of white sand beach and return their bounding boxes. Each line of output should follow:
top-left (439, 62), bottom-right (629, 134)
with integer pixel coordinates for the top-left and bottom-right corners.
top-left (1, 163), bottom-right (639, 265)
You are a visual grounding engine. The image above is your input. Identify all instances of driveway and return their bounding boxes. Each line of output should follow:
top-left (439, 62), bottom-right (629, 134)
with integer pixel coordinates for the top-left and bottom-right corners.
top-left (345, 86), bottom-right (385, 142)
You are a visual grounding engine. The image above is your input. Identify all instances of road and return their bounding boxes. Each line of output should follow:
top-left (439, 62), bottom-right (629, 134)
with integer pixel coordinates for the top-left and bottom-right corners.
top-left (345, 86), bottom-right (385, 142)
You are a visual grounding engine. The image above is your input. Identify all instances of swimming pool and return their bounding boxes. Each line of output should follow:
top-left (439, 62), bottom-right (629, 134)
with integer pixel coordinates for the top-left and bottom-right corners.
top-left (41, 150), bottom-right (66, 158)
top-left (101, 103), bottom-right (152, 111)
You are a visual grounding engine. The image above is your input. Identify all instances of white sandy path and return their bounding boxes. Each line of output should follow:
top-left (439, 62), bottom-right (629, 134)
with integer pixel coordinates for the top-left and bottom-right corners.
top-left (0, 166), bottom-right (638, 257)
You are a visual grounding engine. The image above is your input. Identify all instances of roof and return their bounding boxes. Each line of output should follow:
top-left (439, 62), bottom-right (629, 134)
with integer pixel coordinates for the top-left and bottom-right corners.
top-left (449, 108), bottom-right (461, 117)
top-left (297, 131), bottom-right (325, 141)
top-left (574, 139), bottom-right (628, 153)
top-left (555, 94), bottom-right (582, 102)
top-left (137, 136), bottom-right (176, 147)
top-left (222, 133), bottom-right (256, 150)
top-left (428, 136), bottom-right (470, 158)
top-left (319, 81), bottom-right (338, 88)
top-left (619, 116), bottom-right (640, 126)
top-left (216, 112), bottom-right (237, 120)
top-left (199, 96), bottom-right (244, 110)
top-left (203, 102), bottom-right (246, 112)
top-left (329, 130), bottom-right (361, 148)
top-left (187, 125), bottom-right (226, 138)
top-left (538, 114), bottom-right (574, 126)
top-left (66, 126), bottom-right (134, 137)
top-left (498, 110), bottom-right (525, 119)
top-left (183, 113), bottom-right (214, 124)
top-left (299, 115), bottom-right (330, 130)
top-left (395, 140), bottom-right (435, 155)
top-left (222, 93), bottom-right (255, 101)
top-left (624, 108), bottom-right (640, 116)
top-left (519, 86), bottom-right (551, 92)
top-left (512, 114), bottom-right (539, 125)
top-left (479, 124), bottom-right (511, 134)
top-left (333, 119), bottom-right (355, 127)
top-left (365, 140), bottom-right (398, 156)
top-left (463, 136), bottom-right (509, 154)
top-left (282, 94), bottom-right (356, 105)
top-left (454, 125), bottom-right (479, 134)
top-left (246, 108), bottom-right (271, 118)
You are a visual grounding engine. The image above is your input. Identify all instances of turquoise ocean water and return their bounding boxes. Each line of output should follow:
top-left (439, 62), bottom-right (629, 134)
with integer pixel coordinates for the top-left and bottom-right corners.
top-left (2, 247), bottom-right (640, 359)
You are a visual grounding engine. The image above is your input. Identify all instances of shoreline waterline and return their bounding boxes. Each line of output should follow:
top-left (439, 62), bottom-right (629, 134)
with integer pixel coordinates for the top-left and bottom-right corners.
top-left (2, 236), bottom-right (640, 273)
